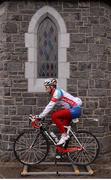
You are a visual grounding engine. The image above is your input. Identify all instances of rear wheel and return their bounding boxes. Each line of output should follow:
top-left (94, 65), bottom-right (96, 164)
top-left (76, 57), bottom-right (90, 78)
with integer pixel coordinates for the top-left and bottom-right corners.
top-left (67, 130), bottom-right (100, 166)
top-left (14, 130), bottom-right (49, 166)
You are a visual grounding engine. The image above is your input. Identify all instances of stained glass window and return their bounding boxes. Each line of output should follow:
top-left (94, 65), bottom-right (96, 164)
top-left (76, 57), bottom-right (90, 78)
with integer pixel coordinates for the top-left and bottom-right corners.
top-left (37, 16), bottom-right (58, 78)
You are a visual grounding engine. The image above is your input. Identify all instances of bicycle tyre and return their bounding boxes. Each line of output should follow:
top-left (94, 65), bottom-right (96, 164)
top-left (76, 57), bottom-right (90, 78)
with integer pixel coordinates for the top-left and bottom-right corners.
top-left (14, 129), bottom-right (49, 166)
top-left (67, 130), bottom-right (100, 166)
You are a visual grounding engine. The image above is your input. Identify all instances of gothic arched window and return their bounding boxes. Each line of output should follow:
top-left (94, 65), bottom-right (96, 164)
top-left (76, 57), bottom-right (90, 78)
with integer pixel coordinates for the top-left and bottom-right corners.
top-left (25, 6), bottom-right (70, 92)
top-left (37, 16), bottom-right (58, 78)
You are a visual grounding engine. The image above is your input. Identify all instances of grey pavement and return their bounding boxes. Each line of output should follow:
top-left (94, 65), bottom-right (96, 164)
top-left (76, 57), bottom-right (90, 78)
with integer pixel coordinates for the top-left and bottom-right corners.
top-left (0, 159), bottom-right (111, 179)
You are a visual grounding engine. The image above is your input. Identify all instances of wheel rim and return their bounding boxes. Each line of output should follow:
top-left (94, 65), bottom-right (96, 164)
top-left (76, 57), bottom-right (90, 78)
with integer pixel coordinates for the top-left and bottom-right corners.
top-left (14, 131), bottom-right (48, 165)
top-left (68, 131), bottom-right (99, 165)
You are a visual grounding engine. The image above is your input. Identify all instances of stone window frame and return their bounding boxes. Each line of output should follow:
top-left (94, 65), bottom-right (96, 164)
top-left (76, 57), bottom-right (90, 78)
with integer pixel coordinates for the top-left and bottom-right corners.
top-left (25, 6), bottom-right (70, 92)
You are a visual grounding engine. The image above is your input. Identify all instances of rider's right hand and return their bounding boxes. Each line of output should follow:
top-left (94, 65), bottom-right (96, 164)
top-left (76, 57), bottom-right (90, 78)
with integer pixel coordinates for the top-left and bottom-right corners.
top-left (29, 114), bottom-right (42, 128)
top-left (29, 114), bottom-right (37, 122)
top-left (29, 114), bottom-right (41, 123)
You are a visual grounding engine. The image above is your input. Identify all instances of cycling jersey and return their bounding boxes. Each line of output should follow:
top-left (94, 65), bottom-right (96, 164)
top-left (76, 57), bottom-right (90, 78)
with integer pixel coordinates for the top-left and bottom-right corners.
top-left (39, 88), bottom-right (82, 118)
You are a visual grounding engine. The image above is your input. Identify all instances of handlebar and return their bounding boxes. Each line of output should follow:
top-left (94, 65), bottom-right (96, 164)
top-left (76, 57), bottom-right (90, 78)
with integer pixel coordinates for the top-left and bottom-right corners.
top-left (29, 114), bottom-right (42, 128)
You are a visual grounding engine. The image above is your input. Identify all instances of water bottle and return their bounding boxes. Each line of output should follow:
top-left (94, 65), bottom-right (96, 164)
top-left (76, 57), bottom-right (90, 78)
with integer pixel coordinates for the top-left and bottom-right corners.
top-left (50, 132), bottom-right (59, 143)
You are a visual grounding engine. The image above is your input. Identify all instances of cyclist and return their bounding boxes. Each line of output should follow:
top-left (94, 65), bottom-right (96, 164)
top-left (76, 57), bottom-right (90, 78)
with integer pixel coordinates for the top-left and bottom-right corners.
top-left (34, 79), bottom-right (82, 145)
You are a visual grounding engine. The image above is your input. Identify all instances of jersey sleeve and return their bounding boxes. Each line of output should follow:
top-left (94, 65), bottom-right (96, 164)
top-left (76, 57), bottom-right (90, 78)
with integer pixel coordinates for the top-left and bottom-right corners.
top-left (39, 89), bottom-right (62, 118)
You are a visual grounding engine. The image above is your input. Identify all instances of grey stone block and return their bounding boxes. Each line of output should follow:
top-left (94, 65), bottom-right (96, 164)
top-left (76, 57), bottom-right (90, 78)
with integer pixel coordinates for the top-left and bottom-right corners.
top-left (17, 105), bottom-right (32, 115)
top-left (100, 135), bottom-right (111, 153)
top-left (108, 63), bottom-right (111, 71)
top-left (78, 79), bottom-right (88, 88)
top-left (78, 1), bottom-right (90, 8)
top-left (95, 80), bottom-right (110, 89)
top-left (4, 99), bottom-right (14, 105)
top-left (90, 7), bottom-right (104, 17)
top-left (69, 51), bottom-right (88, 62)
top-left (9, 106), bottom-right (16, 115)
top-left (71, 34), bottom-right (85, 43)
top-left (88, 17), bottom-right (99, 25)
top-left (78, 62), bottom-right (91, 71)
top-left (2, 135), bottom-right (8, 141)
top-left (88, 89), bottom-right (107, 97)
top-left (91, 70), bottom-right (105, 79)
top-left (70, 71), bottom-right (89, 79)
top-left (100, 17), bottom-right (110, 26)
top-left (83, 118), bottom-right (98, 127)
top-left (89, 44), bottom-right (105, 55)
top-left (63, 1), bottom-right (78, 8)
top-left (7, 2), bottom-right (18, 12)
top-left (8, 15), bottom-right (22, 21)
top-left (67, 85), bottom-right (77, 93)
top-left (24, 98), bottom-right (36, 105)
top-left (7, 61), bottom-right (22, 72)
top-left (72, 43), bottom-right (88, 51)
top-left (85, 100), bottom-right (98, 109)
top-left (1, 126), bottom-right (16, 135)
top-left (36, 97), bottom-right (48, 107)
top-left (78, 89), bottom-right (87, 96)
top-left (3, 22), bottom-right (17, 33)
top-left (93, 25), bottom-right (106, 37)
top-left (89, 126), bottom-right (105, 134)
top-left (86, 36), bottom-right (95, 43)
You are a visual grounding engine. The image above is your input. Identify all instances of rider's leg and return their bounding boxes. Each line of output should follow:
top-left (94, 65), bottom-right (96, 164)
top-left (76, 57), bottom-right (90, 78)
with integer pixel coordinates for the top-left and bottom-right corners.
top-left (51, 109), bottom-right (72, 134)
top-left (51, 109), bottom-right (72, 145)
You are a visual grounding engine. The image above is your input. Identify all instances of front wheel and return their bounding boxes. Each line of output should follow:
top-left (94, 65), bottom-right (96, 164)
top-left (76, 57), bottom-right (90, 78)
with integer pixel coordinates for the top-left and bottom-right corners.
top-left (67, 130), bottom-right (100, 166)
top-left (14, 130), bottom-right (49, 166)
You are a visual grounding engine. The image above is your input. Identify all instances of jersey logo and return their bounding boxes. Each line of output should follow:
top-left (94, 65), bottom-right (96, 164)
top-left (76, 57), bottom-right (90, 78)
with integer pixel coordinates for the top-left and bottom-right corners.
top-left (51, 97), bottom-right (58, 102)
top-left (62, 96), bottom-right (77, 107)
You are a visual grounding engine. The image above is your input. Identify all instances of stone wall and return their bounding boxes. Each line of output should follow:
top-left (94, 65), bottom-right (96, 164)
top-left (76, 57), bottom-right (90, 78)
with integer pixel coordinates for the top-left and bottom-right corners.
top-left (0, 2), bottom-right (8, 159)
top-left (0, 0), bottom-right (111, 161)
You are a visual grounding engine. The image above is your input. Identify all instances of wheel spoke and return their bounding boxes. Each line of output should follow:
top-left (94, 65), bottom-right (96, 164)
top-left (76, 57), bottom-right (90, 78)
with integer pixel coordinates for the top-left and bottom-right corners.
top-left (14, 130), bottom-right (49, 165)
top-left (68, 130), bottom-right (99, 165)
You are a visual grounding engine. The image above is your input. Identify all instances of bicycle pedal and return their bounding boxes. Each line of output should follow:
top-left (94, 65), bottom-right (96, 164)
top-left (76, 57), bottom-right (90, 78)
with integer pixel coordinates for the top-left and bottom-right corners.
top-left (56, 153), bottom-right (62, 159)
top-left (56, 155), bottom-right (61, 159)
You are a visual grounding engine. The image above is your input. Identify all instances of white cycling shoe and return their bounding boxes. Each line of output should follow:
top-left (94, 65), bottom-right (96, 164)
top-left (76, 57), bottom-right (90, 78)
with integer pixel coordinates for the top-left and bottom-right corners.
top-left (57, 133), bottom-right (69, 145)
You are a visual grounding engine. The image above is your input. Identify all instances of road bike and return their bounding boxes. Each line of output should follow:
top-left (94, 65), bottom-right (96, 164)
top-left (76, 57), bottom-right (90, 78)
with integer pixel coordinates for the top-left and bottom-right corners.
top-left (14, 116), bottom-right (100, 166)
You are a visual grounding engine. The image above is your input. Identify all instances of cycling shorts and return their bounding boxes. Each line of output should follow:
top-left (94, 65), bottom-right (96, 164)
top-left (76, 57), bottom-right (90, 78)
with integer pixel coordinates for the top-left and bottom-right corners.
top-left (70, 106), bottom-right (81, 119)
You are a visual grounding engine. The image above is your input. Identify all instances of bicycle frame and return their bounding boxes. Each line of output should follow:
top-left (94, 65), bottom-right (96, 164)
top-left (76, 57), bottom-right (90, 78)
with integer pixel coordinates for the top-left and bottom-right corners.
top-left (43, 129), bottom-right (57, 145)
top-left (31, 119), bottom-right (84, 154)
top-left (40, 125), bottom-right (84, 154)
top-left (64, 126), bottom-right (83, 147)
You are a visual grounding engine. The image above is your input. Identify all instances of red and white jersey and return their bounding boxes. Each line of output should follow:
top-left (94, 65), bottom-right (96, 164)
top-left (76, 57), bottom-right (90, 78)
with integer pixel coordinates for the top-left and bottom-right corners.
top-left (39, 88), bottom-right (82, 118)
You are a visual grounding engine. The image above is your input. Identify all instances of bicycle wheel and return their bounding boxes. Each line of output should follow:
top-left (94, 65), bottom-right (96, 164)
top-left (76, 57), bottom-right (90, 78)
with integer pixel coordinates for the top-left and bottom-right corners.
top-left (67, 130), bottom-right (100, 166)
top-left (14, 130), bottom-right (49, 166)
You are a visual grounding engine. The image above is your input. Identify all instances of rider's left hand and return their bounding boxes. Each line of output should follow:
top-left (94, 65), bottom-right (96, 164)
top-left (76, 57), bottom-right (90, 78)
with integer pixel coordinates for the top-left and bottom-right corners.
top-left (35, 115), bottom-right (42, 121)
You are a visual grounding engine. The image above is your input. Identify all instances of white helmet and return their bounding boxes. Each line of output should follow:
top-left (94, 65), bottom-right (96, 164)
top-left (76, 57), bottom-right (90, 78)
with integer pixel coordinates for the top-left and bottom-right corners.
top-left (44, 79), bottom-right (57, 87)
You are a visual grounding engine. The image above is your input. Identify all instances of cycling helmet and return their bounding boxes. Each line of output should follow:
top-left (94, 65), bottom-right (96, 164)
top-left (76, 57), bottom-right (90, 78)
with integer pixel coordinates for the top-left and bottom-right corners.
top-left (51, 78), bottom-right (57, 86)
top-left (44, 79), bottom-right (57, 87)
top-left (44, 79), bottom-right (52, 86)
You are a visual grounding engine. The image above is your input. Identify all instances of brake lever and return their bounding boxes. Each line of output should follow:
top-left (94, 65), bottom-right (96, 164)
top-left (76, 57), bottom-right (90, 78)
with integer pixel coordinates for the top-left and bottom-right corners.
top-left (29, 118), bottom-right (31, 126)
